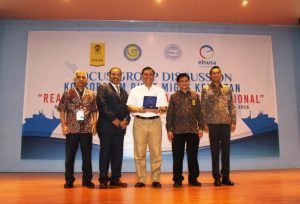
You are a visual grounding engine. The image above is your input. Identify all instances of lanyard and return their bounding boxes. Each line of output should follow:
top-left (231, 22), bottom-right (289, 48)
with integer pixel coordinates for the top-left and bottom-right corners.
top-left (75, 87), bottom-right (86, 99)
top-left (74, 87), bottom-right (86, 108)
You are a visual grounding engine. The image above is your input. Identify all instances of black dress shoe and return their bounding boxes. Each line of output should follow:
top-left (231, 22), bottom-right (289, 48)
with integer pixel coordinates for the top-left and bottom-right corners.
top-left (82, 181), bottom-right (95, 188)
top-left (189, 180), bottom-right (202, 186)
top-left (99, 182), bottom-right (108, 189)
top-left (222, 179), bottom-right (234, 186)
top-left (135, 182), bottom-right (146, 188)
top-left (152, 182), bottom-right (162, 188)
top-left (173, 181), bottom-right (182, 188)
top-left (110, 180), bottom-right (128, 188)
top-left (214, 180), bottom-right (222, 186)
top-left (64, 181), bottom-right (73, 188)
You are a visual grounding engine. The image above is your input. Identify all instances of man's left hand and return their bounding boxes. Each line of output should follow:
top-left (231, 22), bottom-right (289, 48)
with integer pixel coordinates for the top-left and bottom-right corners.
top-left (120, 119), bottom-right (128, 129)
top-left (198, 130), bottom-right (203, 138)
top-left (231, 124), bottom-right (236, 132)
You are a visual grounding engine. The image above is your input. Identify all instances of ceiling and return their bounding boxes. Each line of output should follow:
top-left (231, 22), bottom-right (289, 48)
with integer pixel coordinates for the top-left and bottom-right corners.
top-left (0, 0), bottom-right (300, 26)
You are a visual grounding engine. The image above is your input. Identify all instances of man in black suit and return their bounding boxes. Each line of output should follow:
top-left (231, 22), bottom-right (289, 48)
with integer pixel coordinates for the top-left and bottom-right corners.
top-left (96, 67), bottom-right (130, 189)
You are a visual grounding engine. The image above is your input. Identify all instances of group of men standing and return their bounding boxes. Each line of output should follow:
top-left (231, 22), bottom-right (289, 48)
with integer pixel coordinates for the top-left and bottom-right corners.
top-left (57, 65), bottom-right (236, 189)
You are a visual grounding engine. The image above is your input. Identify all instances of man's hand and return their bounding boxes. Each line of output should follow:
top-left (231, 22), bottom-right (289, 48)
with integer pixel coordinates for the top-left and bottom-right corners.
top-left (92, 123), bottom-right (97, 135)
top-left (144, 108), bottom-right (159, 114)
top-left (62, 125), bottom-right (69, 135)
top-left (167, 131), bottom-right (174, 142)
top-left (204, 124), bottom-right (209, 132)
top-left (198, 130), bottom-right (203, 138)
top-left (112, 118), bottom-right (121, 127)
top-left (144, 107), bottom-right (166, 114)
top-left (231, 124), bottom-right (236, 132)
top-left (120, 119), bottom-right (128, 129)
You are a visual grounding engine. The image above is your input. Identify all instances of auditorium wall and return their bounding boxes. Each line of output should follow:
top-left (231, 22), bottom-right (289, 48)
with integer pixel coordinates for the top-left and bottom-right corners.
top-left (0, 20), bottom-right (299, 172)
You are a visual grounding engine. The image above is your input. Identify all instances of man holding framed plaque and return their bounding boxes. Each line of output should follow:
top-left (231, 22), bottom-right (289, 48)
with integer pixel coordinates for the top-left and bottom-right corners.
top-left (127, 67), bottom-right (168, 188)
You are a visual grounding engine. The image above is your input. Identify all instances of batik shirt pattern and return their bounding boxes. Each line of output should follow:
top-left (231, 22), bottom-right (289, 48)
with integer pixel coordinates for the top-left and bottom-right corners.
top-left (57, 88), bottom-right (97, 133)
top-left (201, 83), bottom-right (236, 125)
top-left (166, 90), bottom-right (204, 134)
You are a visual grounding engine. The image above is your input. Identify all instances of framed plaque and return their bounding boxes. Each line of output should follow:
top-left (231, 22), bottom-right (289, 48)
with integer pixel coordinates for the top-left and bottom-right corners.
top-left (143, 96), bottom-right (158, 109)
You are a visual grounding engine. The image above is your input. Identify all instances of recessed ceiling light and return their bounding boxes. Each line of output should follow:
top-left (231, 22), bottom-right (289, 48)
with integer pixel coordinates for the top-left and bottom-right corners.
top-left (242, 0), bottom-right (248, 6)
top-left (156, 0), bottom-right (162, 3)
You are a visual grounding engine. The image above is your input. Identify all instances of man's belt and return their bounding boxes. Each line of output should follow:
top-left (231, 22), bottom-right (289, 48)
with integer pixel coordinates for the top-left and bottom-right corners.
top-left (135, 115), bottom-right (160, 120)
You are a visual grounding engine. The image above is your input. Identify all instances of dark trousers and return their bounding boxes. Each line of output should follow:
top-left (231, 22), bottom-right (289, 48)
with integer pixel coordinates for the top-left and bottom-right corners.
top-left (208, 124), bottom-right (231, 180)
top-left (65, 133), bottom-right (93, 183)
top-left (99, 133), bottom-right (125, 183)
top-left (172, 133), bottom-right (200, 182)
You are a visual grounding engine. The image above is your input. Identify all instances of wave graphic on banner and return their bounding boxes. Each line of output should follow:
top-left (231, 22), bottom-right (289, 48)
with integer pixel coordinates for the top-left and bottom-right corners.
top-left (21, 110), bottom-right (278, 159)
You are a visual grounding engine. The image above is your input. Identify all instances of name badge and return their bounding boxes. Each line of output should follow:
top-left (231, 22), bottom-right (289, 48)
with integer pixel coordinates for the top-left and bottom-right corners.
top-left (192, 99), bottom-right (196, 106)
top-left (76, 109), bottom-right (84, 121)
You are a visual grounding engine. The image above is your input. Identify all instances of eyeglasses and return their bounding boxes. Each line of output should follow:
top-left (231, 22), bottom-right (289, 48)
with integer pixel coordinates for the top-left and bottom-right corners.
top-left (211, 72), bottom-right (221, 75)
top-left (76, 76), bottom-right (87, 79)
top-left (110, 73), bottom-right (122, 77)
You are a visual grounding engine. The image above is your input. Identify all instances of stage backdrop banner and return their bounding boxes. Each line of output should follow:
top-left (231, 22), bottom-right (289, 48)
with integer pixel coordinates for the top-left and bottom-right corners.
top-left (21, 31), bottom-right (279, 159)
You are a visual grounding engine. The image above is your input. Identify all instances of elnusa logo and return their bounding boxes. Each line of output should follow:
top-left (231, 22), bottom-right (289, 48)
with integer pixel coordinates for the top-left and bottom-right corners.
top-left (198, 44), bottom-right (217, 66)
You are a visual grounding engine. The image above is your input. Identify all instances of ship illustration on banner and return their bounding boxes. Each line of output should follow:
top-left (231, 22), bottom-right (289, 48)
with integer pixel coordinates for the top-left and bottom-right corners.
top-left (242, 111), bottom-right (278, 135)
top-left (21, 109), bottom-right (100, 159)
top-left (21, 108), bottom-right (278, 159)
top-left (22, 111), bottom-right (60, 137)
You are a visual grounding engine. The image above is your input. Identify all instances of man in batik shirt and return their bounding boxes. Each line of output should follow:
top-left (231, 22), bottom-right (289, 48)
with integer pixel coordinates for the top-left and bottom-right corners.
top-left (201, 66), bottom-right (236, 187)
top-left (57, 69), bottom-right (97, 189)
top-left (166, 73), bottom-right (203, 188)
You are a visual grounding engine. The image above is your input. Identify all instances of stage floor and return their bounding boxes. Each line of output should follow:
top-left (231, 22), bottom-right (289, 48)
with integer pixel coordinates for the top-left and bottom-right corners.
top-left (1, 169), bottom-right (300, 203)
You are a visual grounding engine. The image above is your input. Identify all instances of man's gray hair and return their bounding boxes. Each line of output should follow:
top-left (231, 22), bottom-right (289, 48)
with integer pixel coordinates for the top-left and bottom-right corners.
top-left (73, 69), bottom-right (88, 79)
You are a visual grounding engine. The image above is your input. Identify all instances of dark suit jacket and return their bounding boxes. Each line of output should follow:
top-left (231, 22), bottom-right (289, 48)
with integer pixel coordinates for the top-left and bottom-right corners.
top-left (96, 83), bottom-right (130, 135)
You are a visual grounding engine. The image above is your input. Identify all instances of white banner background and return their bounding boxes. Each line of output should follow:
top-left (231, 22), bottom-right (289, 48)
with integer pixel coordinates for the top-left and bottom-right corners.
top-left (22, 31), bottom-right (277, 158)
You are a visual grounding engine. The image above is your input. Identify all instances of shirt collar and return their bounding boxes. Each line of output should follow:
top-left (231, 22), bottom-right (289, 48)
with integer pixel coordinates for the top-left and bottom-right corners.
top-left (210, 82), bottom-right (223, 88)
top-left (109, 82), bottom-right (119, 88)
top-left (179, 88), bottom-right (191, 95)
top-left (142, 84), bottom-right (154, 90)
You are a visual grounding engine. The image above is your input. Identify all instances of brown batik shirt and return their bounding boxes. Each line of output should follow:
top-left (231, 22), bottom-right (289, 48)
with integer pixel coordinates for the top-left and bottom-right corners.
top-left (166, 89), bottom-right (203, 134)
top-left (201, 83), bottom-right (236, 125)
top-left (57, 87), bottom-right (97, 134)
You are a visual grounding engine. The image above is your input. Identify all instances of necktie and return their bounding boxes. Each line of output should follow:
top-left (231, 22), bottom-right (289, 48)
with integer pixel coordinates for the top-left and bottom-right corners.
top-left (116, 85), bottom-right (121, 95)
